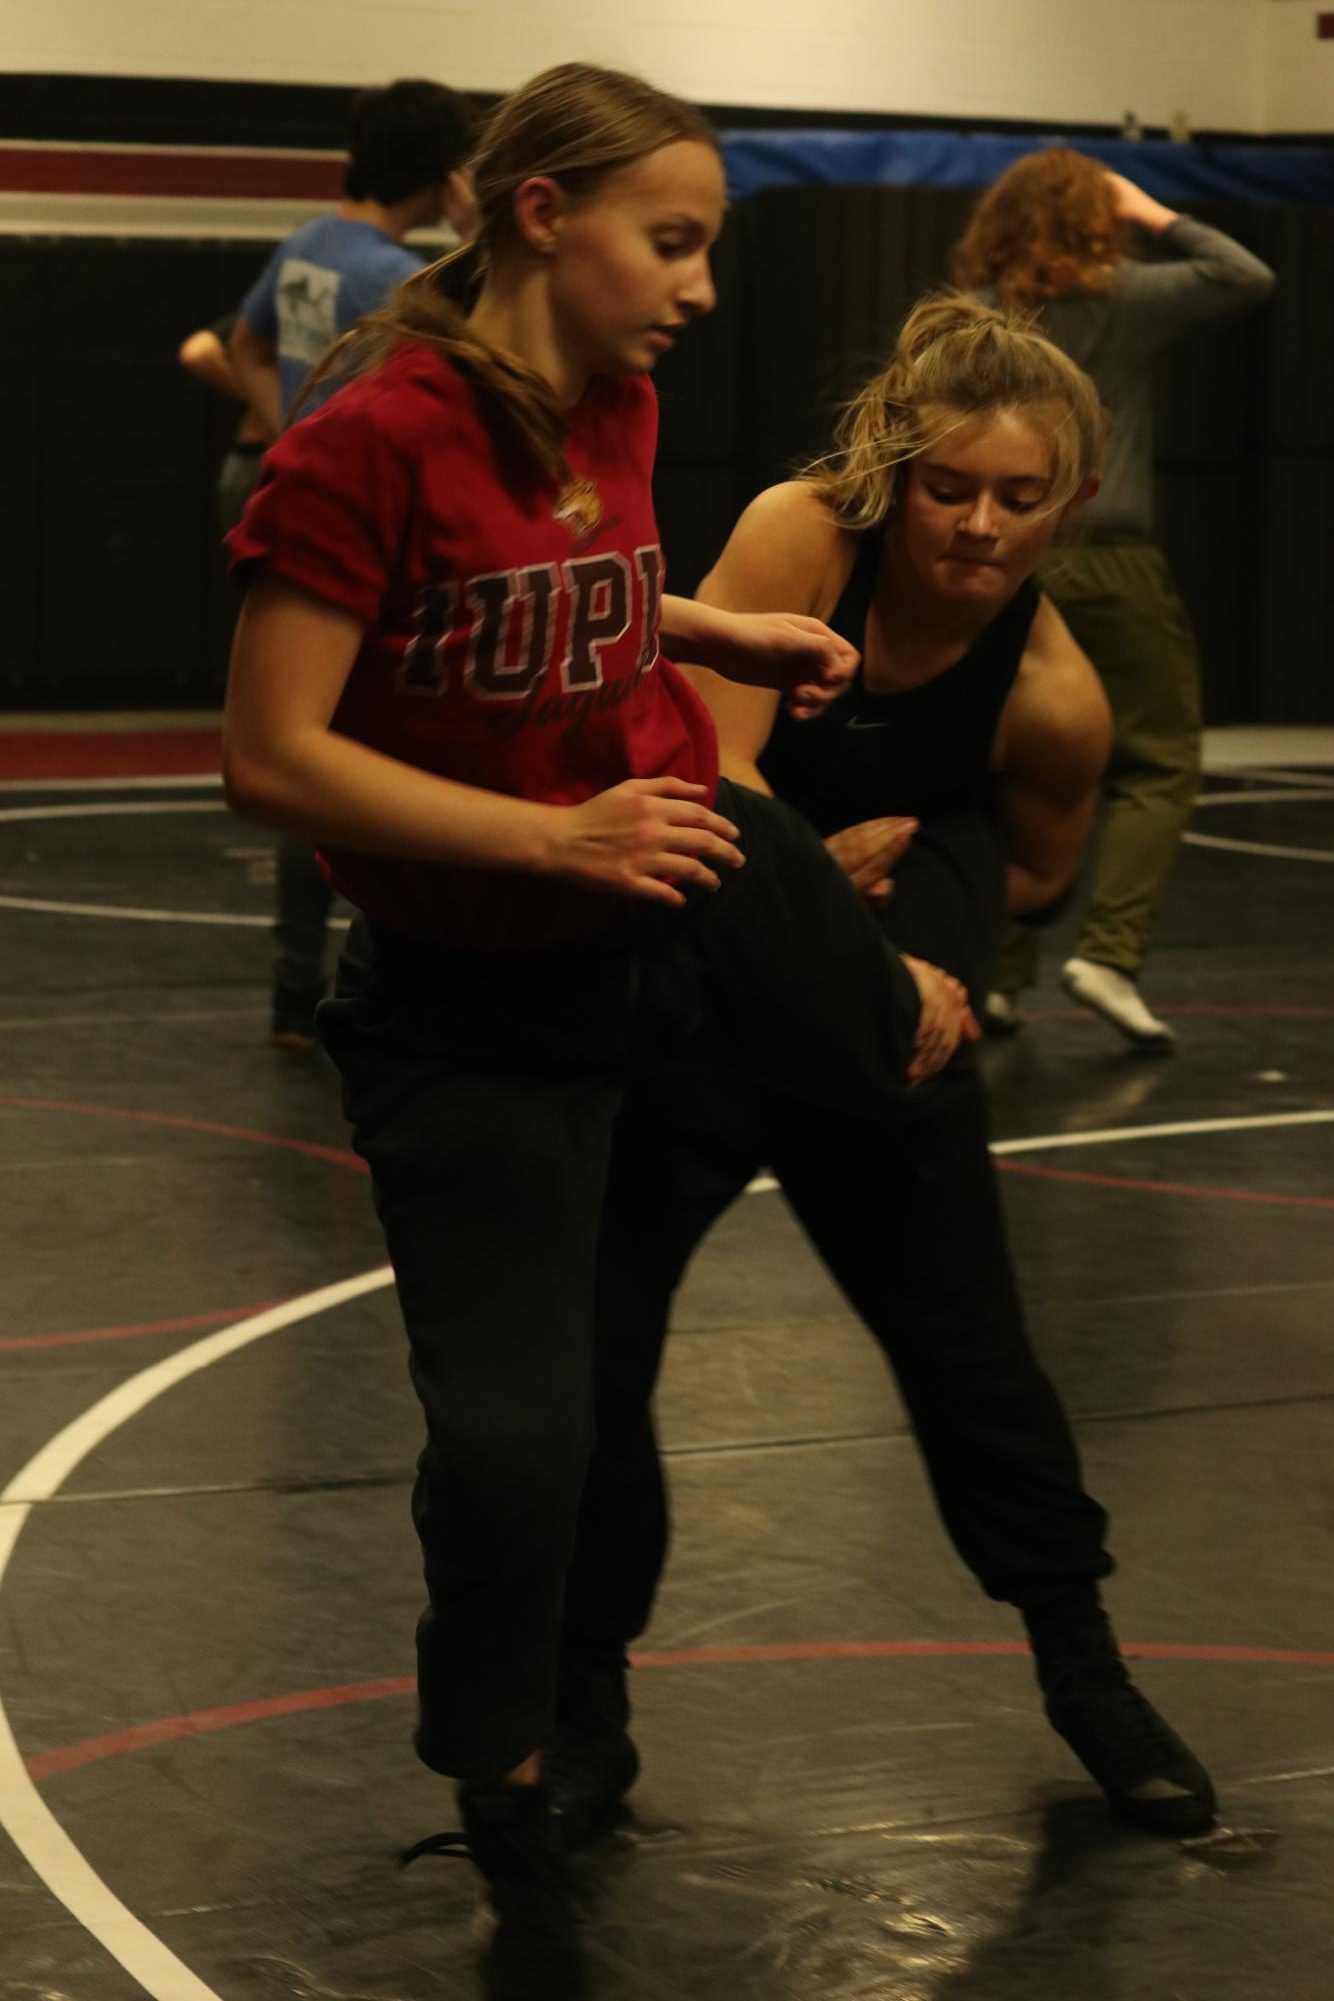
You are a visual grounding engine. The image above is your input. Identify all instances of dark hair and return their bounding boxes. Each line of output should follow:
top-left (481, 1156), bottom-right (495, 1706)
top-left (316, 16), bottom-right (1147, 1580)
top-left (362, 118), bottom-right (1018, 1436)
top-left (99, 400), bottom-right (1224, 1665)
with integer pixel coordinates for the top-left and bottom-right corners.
top-left (313, 64), bottom-right (720, 483)
top-left (953, 148), bottom-right (1129, 309)
top-left (343, 79), bottom-right (477, 205)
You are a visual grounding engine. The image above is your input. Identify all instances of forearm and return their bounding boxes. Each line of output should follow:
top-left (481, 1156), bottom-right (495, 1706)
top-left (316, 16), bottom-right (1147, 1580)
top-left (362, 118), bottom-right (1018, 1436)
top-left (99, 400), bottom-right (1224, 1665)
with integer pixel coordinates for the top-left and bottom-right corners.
top-left (179, 339), bottom-right (245, 402)
top-left (1137, 216), bottom-right (1277, 317)
top-left (222, 725), bottom-right (556, 874)
top-left (661, 593), bottom-right (741, 674)
top-left (228, 338), bottom-right (284, 439)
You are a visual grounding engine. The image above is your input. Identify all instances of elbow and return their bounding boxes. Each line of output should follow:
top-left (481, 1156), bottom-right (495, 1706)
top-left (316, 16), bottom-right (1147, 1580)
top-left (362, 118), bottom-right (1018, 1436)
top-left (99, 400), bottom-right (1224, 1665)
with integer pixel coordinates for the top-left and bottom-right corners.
top-left (221, 739), bottom-right (284, 826)
top-left (1237, 264), bottom-right (1277, 307)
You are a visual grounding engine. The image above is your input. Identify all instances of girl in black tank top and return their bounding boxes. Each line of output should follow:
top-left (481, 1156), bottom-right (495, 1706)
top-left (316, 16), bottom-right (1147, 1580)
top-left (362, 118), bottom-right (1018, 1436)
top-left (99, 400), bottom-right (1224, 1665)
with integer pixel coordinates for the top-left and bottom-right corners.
top-left (759, 530), bottom-right (1040, 1005)
top-left (760, 531), bottom-right (1039, 837)
top-left (558, 297), bottom-right (1215, 1848)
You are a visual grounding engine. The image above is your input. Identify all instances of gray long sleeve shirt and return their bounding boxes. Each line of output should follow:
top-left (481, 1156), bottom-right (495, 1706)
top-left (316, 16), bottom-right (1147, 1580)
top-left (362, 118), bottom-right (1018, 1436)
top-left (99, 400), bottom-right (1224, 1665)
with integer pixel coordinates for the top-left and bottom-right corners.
top-left (1029, 217), bottom-right (1276, 535)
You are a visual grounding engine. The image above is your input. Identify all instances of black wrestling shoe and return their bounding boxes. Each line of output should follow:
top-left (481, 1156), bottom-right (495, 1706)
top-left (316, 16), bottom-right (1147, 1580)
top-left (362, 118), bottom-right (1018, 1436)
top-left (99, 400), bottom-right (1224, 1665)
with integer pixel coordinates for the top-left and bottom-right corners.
top-left (401, 1780), bottom-right (585, 1999)
top-left (1027, 1605), bottom-right (1216, 1836)
top-left (546, 1665), bottom-right (640, 1848)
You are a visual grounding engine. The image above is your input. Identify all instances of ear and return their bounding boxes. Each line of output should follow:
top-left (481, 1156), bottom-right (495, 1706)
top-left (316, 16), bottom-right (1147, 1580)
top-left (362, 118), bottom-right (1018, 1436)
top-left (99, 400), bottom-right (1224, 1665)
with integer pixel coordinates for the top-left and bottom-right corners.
top-left (1061, 473), bottom-right (1101, 520)
top-left (511, 175), bottom-right (569, 256)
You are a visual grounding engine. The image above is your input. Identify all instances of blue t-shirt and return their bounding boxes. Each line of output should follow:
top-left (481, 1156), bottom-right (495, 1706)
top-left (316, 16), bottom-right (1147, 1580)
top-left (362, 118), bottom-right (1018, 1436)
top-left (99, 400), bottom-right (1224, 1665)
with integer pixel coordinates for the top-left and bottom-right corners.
top-left (240, 213), bottom-right (422, 418)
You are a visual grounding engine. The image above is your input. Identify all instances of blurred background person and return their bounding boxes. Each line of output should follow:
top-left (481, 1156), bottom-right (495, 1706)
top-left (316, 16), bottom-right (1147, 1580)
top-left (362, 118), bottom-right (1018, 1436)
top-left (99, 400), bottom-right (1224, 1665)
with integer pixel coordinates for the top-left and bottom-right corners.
top-left (177, 312), bottom-right (274, 535)
top-left (229, 78), bottom-right (478, 1047)
top-left (955, 151), bottom-right (1275, 1050)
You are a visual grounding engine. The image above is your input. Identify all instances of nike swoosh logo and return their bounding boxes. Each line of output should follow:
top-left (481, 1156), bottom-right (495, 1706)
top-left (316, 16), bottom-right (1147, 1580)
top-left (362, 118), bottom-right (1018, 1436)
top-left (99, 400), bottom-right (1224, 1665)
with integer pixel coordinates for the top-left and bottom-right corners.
top-left (846, 717), bottom-right (891, 730)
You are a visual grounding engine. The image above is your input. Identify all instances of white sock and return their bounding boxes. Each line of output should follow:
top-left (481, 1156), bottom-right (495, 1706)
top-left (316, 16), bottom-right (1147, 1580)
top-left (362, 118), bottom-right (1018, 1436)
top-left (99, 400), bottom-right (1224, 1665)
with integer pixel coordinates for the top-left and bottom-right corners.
top-left (1061, 957), bottom-right (1175, 1047)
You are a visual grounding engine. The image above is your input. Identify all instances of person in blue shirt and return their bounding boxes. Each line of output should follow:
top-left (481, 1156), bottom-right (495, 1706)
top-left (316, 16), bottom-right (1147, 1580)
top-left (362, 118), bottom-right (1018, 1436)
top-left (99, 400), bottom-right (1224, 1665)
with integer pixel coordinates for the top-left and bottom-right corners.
top-left (228, 78), bottom-right (477, 1045)
top-left (231, 78), bottom-right (477, 434)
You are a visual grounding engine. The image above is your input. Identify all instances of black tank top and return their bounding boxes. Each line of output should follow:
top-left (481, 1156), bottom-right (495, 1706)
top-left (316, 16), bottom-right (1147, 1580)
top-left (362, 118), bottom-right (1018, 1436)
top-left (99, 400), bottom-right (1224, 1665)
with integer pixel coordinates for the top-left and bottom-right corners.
top-left (756, 532), bottom-right (1040, 1005)
top-left (759, 530), bottom-right (1038, 831)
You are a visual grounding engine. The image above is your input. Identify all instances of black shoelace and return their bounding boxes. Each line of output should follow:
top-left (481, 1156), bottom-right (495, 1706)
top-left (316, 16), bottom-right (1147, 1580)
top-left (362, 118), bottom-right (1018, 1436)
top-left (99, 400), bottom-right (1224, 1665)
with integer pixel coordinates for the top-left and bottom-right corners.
top-left (398, 1828), bottom-right (469, 1869)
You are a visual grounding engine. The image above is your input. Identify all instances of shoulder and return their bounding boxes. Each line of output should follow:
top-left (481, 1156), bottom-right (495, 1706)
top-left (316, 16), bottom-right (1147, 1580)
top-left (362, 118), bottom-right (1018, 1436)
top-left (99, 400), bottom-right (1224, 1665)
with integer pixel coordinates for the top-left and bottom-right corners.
top-left (701, 481), bottom-right (853, 617)
top-left (371, 234), bottom-right (425, 279)
top-left (735, 479), bottom-right (842, 540)
top-left (999, 595), bottom-right (1111, 792)
top-left (282, 345), bottom-right (464, 470)
top-left (279, 214), bottom-right (331, 258)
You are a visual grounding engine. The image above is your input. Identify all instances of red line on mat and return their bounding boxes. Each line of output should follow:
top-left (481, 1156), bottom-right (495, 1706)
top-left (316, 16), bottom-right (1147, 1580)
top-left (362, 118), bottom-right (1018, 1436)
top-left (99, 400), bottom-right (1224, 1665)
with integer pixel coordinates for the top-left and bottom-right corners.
top-left (0, 1300), bottom-right (293, 1354)
top-left (25, 1642), bottom-right (1334, 1782)
top-left (0, 1097), bottom-right (364, 1173)
top-left (997, 1158), bottom-right (1334, 1211)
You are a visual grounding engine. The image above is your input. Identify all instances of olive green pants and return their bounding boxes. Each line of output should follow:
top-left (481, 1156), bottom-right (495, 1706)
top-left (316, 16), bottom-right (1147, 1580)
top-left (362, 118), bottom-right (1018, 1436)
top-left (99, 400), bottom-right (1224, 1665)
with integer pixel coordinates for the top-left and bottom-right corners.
top-left (994, 537), bottom-right (1202, 993)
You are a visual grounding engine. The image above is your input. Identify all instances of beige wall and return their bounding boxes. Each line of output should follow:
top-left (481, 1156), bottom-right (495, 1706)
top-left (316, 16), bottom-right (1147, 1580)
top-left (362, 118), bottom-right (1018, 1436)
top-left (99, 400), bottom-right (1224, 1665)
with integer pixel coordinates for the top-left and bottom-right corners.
top-left (5, 1), bottom-right (1283, 133)
top-left (1263, 1), bottom-right (1334, 132)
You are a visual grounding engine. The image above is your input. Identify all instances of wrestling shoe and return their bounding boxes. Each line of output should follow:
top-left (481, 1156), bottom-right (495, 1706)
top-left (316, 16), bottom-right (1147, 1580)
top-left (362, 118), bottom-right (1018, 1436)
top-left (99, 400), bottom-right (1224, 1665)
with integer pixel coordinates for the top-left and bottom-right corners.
top-left (546, 1664), bottom-right (640, 1848)
top-left (1061, 958), bottom-right (1175, 1052)
top-left (401, 1780), bottom-right (585, 1999)
top-left (1027, 1604), bottom-right (1216, 1835)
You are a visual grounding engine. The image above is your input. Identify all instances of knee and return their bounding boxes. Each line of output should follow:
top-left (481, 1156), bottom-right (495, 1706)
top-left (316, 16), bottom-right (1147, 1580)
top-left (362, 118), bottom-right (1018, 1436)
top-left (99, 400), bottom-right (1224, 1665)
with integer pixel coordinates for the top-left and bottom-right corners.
top-left (433, 1406), bottom-right (594, 1518)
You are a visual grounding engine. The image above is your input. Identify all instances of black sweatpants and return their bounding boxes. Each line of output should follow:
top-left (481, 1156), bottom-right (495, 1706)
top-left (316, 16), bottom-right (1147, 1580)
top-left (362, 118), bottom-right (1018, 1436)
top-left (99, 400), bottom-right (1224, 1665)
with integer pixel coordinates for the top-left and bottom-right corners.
top-left (319, 782), bottom-right (924, 1780)
top-left (559, 1051), bottom-right (1113, 1683)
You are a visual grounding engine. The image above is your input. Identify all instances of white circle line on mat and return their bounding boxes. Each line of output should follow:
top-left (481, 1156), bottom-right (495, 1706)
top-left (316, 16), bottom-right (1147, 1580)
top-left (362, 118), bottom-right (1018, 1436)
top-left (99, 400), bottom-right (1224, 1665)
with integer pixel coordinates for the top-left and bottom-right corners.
top-left (0, 776), bottom-right (223, 796)
top-left (1194, 788), bottom-right (1334, 809)
top-left (744, 1106), bottom-right (1334, 1194)
top-left (0, 801), bottom-right (228, 825)
top-left (0, 1269), bottom-right (393, 2001)
top-left (8, 1104), bottom-right (1334, 1994)
top-left (1181, 831), bottom-right (1334, 865)
top-left (0, 797), bottom-right (353, 928)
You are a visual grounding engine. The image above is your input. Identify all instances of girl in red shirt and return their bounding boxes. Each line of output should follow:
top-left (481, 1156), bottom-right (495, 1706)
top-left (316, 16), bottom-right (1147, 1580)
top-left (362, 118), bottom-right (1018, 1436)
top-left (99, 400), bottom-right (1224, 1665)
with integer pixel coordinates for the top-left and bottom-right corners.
top-left (224, 63), bottom-right (971, 1999)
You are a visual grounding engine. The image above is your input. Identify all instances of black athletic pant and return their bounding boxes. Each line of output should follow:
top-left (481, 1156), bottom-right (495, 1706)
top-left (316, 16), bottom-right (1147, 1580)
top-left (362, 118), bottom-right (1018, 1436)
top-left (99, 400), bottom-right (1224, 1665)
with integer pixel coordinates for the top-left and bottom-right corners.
top-left (319, 783), bottom-right (925, 1780)
top-left (560, 1054), bottom-right (1113, 1681)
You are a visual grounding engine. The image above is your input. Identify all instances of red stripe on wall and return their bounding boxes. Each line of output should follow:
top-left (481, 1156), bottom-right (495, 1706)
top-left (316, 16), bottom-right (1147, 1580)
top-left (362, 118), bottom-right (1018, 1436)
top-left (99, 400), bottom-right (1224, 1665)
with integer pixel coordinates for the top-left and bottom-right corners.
top-left (0, 729), bottom-right (222, 780)
top-left (0, 146), bottom-right (342, 201)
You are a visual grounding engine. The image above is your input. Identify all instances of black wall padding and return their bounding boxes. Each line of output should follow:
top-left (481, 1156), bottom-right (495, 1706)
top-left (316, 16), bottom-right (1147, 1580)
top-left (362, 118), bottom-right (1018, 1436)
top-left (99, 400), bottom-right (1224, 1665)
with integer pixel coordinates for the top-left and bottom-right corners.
top-left (1258, 458), bottom-right (1334, 722)
top-left (4, 236), bottom-right (268, 704)
top-left (0, 241), bottom-right (44, 692)
top-left (5, 195), bottom-right (1332, 723)
top-left (652, 186), bottom-right (1332, 727)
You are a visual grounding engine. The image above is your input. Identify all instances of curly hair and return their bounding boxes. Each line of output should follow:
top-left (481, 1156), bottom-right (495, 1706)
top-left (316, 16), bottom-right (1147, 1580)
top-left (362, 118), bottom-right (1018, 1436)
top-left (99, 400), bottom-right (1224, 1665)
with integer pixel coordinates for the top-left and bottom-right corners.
top-left (800, 291), bottom-right (1107, 532)
top-left (952, 148), bottom-right (1129, 309)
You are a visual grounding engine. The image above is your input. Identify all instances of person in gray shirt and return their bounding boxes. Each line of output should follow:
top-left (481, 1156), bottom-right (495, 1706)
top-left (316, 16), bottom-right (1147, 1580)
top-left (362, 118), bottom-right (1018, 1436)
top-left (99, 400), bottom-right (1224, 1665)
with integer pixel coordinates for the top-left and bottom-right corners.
top-left (955, 150), bottom-right (1276, 1048)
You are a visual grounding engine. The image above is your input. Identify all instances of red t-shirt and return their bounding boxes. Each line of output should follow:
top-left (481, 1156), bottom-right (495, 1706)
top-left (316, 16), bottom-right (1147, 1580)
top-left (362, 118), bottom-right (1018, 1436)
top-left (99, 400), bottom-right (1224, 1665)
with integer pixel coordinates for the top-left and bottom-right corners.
top-left (228, 342), bottom-right (718, 947)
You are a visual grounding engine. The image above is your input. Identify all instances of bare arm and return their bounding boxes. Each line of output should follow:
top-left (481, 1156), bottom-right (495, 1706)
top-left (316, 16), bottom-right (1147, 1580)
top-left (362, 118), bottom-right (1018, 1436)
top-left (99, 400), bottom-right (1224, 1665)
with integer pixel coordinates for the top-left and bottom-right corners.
top-left (670, 485), bottom-right (972, 1071)
top-left (228, 315), bottom-right (284, 441)
top-left (178, 328), bottom-right (246, 402)
top-left (672, 481), bottom-right (851, 788)
top-left (682, 486), bottom-right (917, 899)
top-left (994, 597), bottom-right (1112, 915)
top-left (662, 588), bottom-right (856, 722)
top-left (223, 575), bottom-right (742, 906)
